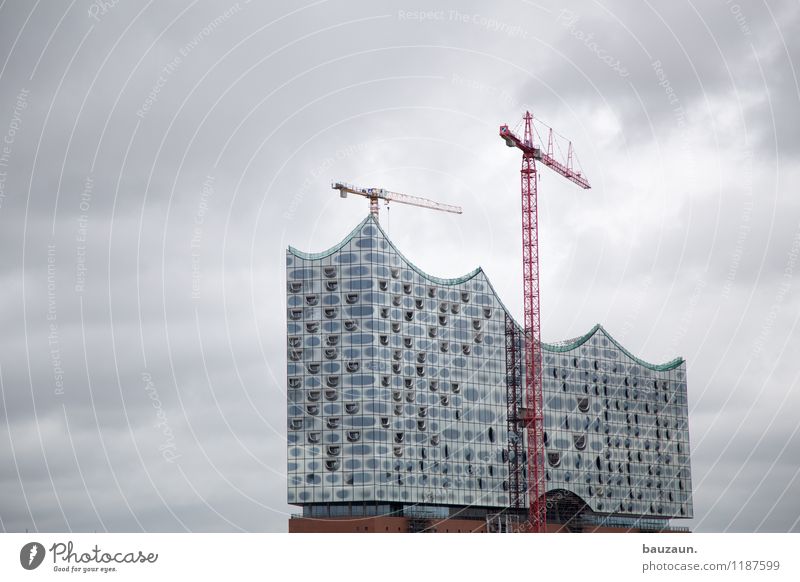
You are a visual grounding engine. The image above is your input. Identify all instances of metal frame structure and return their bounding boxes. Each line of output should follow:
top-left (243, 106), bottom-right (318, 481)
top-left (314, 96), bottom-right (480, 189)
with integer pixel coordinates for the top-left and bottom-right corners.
top-left (499, 112), bottom-right (591, 532)
top-left (504, 313), bottom-right (523, 511)
top-left (332, 181), bottom-right (462, 219)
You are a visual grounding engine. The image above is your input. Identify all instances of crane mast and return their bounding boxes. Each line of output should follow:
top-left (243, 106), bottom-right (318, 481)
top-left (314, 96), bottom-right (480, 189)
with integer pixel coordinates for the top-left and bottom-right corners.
top-left (500, 112), bottom-right (590, 533)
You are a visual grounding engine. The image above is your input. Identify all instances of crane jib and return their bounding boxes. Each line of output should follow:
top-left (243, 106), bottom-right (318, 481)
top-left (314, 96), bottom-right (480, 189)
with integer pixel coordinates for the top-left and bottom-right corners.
top-left (332, 181), bottom-right (463, 218)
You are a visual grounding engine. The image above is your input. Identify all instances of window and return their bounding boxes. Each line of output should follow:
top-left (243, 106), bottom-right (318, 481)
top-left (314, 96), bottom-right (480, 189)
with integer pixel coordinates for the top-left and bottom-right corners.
top-left (346, 293), bottom-right (358, 304)
top-left (306, 294), bottom-right (319, 306)
top-left (326, 417), bottom-right (340, 429)
top-left (323, 267), bottom-right (337, 278)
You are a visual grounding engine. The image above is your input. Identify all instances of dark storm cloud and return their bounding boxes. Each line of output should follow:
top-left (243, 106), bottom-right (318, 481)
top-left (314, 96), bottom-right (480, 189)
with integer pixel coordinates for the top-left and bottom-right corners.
top-left (0, 0), bottom-right (798, 533)
top-left (529, 1), bottom-right (800, 154)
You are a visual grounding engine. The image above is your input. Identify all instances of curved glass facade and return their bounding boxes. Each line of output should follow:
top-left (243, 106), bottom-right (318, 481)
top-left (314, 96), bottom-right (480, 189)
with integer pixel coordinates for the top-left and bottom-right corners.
top-left (286, 215), bottom-right (693, 521)
top-left (541, 327), bottom-right (692, 519)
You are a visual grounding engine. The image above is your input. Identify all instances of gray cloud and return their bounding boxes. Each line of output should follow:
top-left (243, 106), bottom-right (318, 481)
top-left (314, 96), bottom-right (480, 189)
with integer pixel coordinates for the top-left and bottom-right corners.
top-left (0, 0), bottom-right (798, 533)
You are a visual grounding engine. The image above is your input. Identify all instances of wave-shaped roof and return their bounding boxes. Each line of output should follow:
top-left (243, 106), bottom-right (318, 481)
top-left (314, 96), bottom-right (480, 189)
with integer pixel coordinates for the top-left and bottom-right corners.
top-left (289, 214), bottom-right (684, 371)
top-left (544, 323), bottom-right (684, 371)
top-left (288, 214), bottom-right (483, 285)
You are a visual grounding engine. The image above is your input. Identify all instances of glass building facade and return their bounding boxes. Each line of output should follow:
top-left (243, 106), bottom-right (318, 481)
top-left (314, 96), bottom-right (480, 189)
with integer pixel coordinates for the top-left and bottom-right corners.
top-left (286, 215), bottom-right (692, 523)
top-left (541, 328), bottom-right (692, 519)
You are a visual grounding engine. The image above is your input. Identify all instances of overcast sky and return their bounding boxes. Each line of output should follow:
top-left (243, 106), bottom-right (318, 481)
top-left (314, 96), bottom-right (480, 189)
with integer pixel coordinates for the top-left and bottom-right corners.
top-left (0, 0), bottom-right (798, 533)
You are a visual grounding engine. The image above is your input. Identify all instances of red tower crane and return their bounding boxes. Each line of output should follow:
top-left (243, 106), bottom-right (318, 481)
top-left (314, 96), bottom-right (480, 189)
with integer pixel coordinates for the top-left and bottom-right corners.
top-left (499, 112), bottom-right (591, 532)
